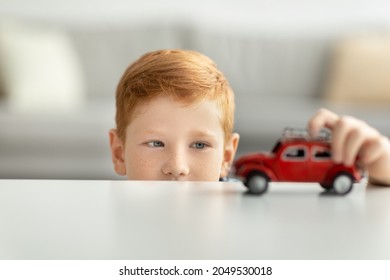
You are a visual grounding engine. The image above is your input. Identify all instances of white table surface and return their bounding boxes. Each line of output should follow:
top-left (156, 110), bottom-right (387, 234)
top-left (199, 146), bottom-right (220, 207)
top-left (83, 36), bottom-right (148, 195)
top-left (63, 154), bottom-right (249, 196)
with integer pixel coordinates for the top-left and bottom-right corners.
top-left (0, 179), bottom-right (389, 260)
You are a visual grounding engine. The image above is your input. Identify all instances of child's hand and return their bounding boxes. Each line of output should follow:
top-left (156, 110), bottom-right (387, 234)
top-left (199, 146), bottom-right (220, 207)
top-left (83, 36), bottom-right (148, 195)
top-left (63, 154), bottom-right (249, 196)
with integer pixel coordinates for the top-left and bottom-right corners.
top-left (308, 108), bottom-right (390, 185)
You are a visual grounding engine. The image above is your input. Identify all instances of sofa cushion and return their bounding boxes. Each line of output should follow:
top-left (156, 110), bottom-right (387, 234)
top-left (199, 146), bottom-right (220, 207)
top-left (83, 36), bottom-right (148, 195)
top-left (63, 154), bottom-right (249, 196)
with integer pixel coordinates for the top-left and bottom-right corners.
top-left (0, 20), bottom-right (86, 113)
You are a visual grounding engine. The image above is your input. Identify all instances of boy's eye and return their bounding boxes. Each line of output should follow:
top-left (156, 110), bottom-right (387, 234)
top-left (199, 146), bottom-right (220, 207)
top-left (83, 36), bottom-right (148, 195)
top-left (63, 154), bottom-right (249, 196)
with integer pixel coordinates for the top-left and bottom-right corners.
top-left (191, 142), bottom-right (208, 149)
top-left (146, 140), bottom-right (164, 148)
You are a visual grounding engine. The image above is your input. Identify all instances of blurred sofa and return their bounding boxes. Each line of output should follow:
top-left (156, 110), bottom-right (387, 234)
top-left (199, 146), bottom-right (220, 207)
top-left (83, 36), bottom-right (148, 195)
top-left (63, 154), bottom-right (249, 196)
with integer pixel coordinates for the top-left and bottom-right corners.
top-left (1, 14), bottom-right (390, 179)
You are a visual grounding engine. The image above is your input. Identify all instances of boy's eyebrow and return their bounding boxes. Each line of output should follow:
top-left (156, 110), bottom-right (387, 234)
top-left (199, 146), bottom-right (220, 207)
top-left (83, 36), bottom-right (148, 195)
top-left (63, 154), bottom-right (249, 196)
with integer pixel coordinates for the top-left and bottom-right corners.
top-left (189, 130), bottom-right (219, 139)
top-left (140, 129), bottom-right (219, 139)
top-left (141, 129), bottom-right (165, 135)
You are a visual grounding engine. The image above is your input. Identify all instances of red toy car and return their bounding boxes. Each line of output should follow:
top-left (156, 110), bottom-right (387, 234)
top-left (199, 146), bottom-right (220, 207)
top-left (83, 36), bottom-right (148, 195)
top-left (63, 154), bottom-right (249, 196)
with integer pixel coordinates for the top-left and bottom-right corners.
top-left (234, 128), bottom-right (363, 195)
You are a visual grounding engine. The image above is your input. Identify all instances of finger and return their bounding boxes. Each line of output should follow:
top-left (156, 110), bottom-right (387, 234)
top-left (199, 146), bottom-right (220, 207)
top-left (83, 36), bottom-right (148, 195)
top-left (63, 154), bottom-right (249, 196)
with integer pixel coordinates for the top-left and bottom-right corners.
top-left (308, 108), bottom-right (340, 137)
top-left (360, 135), bottom-right (389, 166)
top-left (343, 127), bottom-right (368, 166)
top-left (361, 137), bottom-right (390, 182)
top-left (331, 116), bottom-right (352, 164)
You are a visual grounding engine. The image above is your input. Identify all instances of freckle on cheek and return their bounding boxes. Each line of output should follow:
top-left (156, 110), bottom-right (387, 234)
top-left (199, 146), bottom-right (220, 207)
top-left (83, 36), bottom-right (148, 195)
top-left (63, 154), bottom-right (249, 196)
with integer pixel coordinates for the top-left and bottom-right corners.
top-left (131, 157), bottom-right (155, 176)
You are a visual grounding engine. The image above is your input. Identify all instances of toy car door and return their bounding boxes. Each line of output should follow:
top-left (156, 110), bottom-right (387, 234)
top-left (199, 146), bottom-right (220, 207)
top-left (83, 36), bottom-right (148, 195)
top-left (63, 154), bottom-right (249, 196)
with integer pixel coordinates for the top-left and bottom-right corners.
top-left (276, 145), bottom-right (309, 182)
top-left (310, 145), bottom-right (333, 182)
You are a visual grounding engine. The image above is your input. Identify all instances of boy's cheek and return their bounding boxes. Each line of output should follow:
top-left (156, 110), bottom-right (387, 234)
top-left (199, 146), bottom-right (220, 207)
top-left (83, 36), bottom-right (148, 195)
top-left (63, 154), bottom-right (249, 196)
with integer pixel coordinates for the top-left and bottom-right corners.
top-left (124, 153), bottom-right (158, 180)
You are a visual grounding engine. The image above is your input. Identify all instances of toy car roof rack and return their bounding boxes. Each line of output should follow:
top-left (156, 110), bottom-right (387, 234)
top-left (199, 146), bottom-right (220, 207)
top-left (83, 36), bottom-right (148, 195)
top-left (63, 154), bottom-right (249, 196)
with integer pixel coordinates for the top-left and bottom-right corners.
top-left (282, 127), bottom-right (331, 142)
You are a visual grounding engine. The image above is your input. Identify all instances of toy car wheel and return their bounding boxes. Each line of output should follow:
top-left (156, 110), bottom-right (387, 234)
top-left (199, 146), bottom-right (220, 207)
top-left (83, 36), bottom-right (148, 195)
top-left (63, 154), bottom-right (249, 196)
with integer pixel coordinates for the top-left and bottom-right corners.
top-left (246, 172), bottom-right (269, 194)
top-left (331, 173), bottom-right (353, 195)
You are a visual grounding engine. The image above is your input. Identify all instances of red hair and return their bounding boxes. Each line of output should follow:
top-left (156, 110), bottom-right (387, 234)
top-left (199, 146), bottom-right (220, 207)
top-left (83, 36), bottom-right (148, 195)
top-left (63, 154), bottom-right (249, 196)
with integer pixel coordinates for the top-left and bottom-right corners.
top-left (115, 49), bottom-right (235, 142)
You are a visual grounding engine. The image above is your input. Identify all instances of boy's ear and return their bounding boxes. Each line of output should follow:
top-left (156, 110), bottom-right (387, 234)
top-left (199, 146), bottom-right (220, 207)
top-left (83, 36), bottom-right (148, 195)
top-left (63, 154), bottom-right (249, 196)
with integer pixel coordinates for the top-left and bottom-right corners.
top-left (220, 133), bottom-right (240, 178)
top-left (109, 129), bottom-right (127, 176)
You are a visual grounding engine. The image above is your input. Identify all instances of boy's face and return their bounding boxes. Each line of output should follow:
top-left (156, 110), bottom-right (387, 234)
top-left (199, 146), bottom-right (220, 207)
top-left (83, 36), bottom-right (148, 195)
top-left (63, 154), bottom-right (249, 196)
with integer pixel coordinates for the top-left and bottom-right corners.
top-left (109, 96), bottom-right (239, 181)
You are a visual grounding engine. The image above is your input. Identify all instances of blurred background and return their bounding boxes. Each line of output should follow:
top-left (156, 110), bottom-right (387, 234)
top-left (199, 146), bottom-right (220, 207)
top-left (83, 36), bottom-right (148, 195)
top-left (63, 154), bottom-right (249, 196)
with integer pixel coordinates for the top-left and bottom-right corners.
top-left (1, 0), bottom-right (390, 180)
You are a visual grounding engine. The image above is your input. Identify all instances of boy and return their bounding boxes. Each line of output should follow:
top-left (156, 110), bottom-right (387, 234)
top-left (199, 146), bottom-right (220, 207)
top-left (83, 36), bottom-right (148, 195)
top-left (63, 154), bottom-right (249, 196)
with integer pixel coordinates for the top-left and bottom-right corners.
top-left (110, 49), bottom-right (390, 185)
top-left (109, 49), bottom-right (239, 181)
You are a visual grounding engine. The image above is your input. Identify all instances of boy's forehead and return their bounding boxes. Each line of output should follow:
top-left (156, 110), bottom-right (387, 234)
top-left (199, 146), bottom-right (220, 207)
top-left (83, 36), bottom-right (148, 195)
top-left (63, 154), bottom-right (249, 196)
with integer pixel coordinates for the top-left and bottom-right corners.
top-left (128, 96), bottom-right (223, 130)
top-left (132, 95), bottom-right (221, 118)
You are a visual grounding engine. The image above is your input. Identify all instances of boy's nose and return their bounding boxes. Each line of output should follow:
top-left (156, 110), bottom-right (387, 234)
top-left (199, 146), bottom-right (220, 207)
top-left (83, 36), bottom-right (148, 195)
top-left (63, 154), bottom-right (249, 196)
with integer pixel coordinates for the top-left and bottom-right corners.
top-left (161, 153), bottom-right (190, 179)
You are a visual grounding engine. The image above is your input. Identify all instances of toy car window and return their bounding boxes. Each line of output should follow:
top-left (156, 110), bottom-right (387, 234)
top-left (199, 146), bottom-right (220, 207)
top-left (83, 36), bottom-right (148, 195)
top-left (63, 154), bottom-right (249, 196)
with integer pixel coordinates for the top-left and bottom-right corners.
top-left (282, 146), bottom-right (306, 160)
top-left (314, 151), bottom-right (331, 158)
top-left (313, 148), bottom-right (331, 160)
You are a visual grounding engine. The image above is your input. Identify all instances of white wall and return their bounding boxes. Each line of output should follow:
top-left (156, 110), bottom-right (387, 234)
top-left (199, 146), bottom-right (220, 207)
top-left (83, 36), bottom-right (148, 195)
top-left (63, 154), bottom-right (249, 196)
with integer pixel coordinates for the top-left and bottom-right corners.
top-left (1, 0), bottom-right (390, 29)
